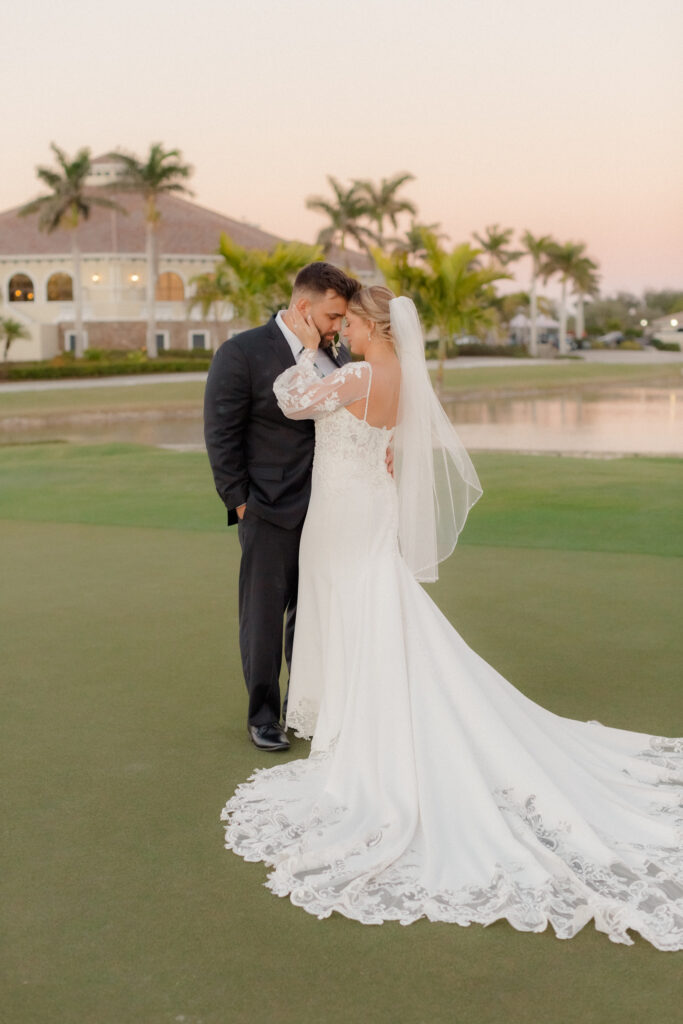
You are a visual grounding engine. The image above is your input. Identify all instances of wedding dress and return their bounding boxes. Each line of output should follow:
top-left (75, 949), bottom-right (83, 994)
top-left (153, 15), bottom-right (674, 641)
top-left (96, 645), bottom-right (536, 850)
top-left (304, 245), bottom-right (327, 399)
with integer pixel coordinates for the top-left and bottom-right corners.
top-left (221, 346), bottom-right (683, 951)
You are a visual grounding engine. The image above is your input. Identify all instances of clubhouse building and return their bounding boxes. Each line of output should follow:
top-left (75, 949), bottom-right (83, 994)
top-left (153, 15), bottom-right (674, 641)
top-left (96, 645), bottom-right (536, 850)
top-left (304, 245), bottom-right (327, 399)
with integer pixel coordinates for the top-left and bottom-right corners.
top-left (0, 155), bottom-right (373, 361)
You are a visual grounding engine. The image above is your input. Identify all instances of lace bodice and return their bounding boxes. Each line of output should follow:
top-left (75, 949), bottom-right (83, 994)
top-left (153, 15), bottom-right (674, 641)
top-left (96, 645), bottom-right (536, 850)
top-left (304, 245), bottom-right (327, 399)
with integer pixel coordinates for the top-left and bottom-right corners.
top-left (313, 408), bottom-right (393, 495)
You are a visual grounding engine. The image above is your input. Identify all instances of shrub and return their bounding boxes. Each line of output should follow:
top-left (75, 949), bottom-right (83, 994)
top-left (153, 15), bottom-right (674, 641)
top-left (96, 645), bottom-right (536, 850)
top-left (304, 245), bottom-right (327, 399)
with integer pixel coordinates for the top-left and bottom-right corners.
top-left (456, 342), bottom-right (529, 358)
top-left (650, 338), bottom-right (681, 352)
top-left (165, 348), bottom-right (215, 359)
top-left (619, 340), bottom-right (643, 351)
top-left (424, 340), bottom-right (529, 359)
top-left (50, 352), bottom-right (76, 366)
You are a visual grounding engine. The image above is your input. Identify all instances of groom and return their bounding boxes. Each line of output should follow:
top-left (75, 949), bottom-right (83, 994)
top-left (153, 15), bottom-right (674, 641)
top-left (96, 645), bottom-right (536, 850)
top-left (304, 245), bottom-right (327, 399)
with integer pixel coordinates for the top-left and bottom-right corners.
top-left (204, 262), bottom-right (360, 751)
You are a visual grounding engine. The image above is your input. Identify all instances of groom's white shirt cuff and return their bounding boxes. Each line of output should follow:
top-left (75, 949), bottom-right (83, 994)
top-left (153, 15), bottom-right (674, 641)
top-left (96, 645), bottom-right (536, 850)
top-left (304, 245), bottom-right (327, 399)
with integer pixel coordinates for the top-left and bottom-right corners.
top-left (276, 310), bottom-right (337, 377)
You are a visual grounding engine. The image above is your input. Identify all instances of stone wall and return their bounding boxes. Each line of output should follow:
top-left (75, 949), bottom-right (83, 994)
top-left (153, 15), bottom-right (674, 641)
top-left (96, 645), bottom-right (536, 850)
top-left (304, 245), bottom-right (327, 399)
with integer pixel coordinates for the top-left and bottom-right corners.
top-left (57, 320), bottom-right (234, 352)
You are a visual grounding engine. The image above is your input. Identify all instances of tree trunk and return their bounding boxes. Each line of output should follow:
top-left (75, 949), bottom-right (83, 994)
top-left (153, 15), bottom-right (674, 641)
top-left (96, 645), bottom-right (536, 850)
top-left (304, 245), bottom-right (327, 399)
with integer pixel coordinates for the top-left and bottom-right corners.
top-left (529, 271), bottom-right (538, 357)
top-left (558, 278), bottom-right (568, 355)
top-left (436, 335), bottom-right (446, 388)
top-left (576, 294), bottom-right (585, 343)
top-left (71, 231), bottom-right (85, 358)
top-left (210, 310), bottom-right (222, 353)
top-left (146, 224), bottom-right (158, 358)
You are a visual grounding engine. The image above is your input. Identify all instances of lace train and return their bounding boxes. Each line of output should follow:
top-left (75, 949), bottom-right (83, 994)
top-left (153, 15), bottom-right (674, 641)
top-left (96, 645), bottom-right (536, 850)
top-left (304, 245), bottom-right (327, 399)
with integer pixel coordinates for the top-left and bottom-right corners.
top-left (222, 737), bottom-right (683, 948)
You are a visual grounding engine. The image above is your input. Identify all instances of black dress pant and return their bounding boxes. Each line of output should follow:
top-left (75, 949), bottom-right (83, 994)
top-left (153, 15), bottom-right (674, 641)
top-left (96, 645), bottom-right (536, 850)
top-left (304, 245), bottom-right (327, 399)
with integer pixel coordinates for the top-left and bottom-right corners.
top-left (237, 511), bottom-right (302, 727)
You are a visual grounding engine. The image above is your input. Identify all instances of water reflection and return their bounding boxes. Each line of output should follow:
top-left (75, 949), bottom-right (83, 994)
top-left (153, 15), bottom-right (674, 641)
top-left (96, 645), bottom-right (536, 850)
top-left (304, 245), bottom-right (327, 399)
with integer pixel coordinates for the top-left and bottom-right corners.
top-left (440, 387), bottom-right (682, 454)
top-left (1, 387), bottom-right (681, 455)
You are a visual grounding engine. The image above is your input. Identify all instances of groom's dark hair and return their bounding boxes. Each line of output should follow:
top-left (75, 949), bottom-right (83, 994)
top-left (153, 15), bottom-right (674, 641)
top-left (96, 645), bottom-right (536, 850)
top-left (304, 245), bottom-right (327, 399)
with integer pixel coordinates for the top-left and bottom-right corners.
top-left (293, 262), bottom-right (360, 302)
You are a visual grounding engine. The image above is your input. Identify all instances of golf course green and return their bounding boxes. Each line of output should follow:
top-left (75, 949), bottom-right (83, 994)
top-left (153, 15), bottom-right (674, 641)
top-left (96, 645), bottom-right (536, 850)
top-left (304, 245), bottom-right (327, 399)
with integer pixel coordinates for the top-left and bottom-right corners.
top-left (2, 443), bottom-right (681, 1024)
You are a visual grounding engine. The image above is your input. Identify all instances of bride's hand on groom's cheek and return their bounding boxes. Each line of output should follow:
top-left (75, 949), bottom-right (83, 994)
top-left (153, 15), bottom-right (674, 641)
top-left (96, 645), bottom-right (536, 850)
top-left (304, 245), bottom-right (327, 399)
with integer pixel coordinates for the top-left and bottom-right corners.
top-left (289, 306), bottom-right (319, 350)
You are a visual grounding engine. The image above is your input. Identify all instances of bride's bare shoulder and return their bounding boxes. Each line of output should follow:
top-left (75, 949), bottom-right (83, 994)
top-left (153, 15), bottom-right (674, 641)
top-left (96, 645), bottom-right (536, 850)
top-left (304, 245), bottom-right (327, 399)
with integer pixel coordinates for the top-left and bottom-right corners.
top-left (368, 353), bottom-right (400, 381)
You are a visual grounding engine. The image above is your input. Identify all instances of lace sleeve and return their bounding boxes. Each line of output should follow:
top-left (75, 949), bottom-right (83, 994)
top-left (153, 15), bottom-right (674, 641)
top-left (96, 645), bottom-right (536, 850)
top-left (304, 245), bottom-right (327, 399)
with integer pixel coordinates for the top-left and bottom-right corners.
top-left (273, 350), bottom-right (372, 421)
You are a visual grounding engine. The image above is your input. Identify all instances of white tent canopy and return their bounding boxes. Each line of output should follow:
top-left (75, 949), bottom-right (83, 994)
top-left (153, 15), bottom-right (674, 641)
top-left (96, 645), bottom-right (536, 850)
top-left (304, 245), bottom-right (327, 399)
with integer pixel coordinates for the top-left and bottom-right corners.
top-left (509, 313), bottom-right (530, 328)
top-left (509, 313), bottom-right (559, 329)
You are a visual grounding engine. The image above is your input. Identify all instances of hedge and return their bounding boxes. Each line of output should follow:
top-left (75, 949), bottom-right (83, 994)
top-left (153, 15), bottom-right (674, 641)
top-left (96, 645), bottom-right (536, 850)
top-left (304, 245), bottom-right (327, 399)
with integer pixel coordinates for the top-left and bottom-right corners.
top-left (0, 357), bottom-right (212, 381)
top-left (424, 340), bottom-right (530, 359)
top-left (650, 338), bottom-right (681, 352)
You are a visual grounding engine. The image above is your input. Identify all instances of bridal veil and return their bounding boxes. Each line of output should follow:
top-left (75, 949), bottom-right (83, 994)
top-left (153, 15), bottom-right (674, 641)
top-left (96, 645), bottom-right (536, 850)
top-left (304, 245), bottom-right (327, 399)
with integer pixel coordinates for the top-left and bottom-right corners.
top-left (390, 297), bottom-right (482, 582)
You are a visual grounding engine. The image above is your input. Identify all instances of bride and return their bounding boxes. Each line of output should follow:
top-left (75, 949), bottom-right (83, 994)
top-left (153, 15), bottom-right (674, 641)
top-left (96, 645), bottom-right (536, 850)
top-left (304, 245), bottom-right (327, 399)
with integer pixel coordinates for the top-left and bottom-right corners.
top-left (221, 286), bottom-right (682, 950)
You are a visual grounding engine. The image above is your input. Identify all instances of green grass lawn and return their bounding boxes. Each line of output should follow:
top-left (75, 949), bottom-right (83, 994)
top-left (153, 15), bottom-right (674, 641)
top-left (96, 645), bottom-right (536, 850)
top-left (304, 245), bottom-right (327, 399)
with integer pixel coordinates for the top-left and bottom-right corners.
top-left (0, 379), bottom-right (207, 419)
top-left (436, 360), bottom-right (683, 393)
top-left (1, 444), bottom-right (681, 1024)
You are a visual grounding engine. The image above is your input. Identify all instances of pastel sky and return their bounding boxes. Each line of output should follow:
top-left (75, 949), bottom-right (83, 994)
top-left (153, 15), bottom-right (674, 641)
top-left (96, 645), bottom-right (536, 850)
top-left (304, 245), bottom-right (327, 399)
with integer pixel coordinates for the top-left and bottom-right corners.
top-left (3, 0), bottom-right (682, 298)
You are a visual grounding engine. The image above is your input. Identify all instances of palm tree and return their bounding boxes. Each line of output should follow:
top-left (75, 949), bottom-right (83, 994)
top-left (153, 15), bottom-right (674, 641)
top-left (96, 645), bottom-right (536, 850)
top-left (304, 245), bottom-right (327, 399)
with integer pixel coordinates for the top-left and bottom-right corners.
top-left (544, 241), bottom-right (591, 354)
top-left (1, 316), bottom-right (31, 361)
top-left (471, 225), bottom-right (524, 344)
top-left (472, 224), bottom-right (524, 271)
top-left (355, 173), bottom-right (417, 249)
top-left (114, 144), bottom-right (193, 357)
top-left (571, 257), bottom-right (600, 345)
top-left (520, 231), bottom-right (556, 357)
top-left (305, 176), bottom-right (374, 255)
top-left (187, 265), bottom-right (235, 352)
top-left (19, 143), bottom-right (121, 358)
top-left (190, 235), bottom-right (321, 331)
top-left (392, 220), bottom-right (447, 261)
top-left (376, 234), bottom-right (510, 385)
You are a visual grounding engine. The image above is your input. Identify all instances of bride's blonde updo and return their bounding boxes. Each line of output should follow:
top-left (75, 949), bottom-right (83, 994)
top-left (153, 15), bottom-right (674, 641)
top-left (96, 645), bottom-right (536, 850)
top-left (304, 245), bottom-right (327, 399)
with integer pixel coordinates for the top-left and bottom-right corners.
top-left (346, 285), bottom-right (396, 345)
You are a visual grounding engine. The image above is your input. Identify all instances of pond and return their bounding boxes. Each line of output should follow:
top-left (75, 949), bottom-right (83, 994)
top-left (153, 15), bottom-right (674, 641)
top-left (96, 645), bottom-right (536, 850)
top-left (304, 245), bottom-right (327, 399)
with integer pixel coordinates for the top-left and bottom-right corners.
top-left (1, 386), bottom-right (681, 456)
top-left (440, 386), bottom-right (682, 456)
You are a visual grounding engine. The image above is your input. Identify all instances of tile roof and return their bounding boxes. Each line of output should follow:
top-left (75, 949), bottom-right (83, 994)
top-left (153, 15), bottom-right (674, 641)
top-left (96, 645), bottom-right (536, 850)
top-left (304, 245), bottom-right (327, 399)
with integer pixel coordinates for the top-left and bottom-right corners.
top-left (0, 190), bottom-right (285, 257)
top-left (0, 160), bottom-right (375, 276)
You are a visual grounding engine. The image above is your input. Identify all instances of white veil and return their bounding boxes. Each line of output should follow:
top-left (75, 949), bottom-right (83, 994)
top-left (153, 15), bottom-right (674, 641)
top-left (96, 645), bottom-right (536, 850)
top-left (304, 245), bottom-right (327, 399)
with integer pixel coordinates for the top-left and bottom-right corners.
top-left (391, 296), bottom-right (483, 582)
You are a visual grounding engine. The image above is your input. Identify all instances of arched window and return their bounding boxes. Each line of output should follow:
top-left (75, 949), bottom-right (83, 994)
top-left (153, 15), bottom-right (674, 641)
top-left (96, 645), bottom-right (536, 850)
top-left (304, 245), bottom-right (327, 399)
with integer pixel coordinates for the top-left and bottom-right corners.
top-left (156, 272), bottom-right (184, 301)
top-left (9, 273), bottom-right (35, 302)
top-left (47, 272), bottom-right (73, 301)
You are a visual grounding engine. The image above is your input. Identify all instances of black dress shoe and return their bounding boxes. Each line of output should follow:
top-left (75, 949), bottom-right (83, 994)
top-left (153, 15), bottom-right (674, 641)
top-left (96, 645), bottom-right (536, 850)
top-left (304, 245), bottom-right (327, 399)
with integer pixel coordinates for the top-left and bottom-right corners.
top-left (248, 722), bottom-right (290, 751)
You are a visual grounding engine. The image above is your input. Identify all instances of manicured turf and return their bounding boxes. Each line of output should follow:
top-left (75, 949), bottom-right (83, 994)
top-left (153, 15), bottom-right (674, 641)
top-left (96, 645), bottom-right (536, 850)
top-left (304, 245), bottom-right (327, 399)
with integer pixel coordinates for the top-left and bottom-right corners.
top-left (2, 444), bottom-right (681, 1024)
top-left (437, 360), bottom-right (683, 393)
top-left (0, 379), bottom-right (207, 418)
top-left (0, 443), bottom-right (681, 558)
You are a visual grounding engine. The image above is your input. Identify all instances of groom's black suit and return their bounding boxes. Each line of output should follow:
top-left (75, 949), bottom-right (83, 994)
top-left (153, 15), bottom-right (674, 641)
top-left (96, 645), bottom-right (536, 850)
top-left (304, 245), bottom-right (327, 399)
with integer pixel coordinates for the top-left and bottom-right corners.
top-left (204, 315), bottom-right (350, 727)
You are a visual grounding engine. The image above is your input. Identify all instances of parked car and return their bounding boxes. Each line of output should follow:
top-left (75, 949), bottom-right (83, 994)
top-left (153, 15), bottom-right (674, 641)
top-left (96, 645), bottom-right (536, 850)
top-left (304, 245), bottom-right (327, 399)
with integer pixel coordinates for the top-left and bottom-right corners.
top-left (597, 331), bottom-right (624, 346)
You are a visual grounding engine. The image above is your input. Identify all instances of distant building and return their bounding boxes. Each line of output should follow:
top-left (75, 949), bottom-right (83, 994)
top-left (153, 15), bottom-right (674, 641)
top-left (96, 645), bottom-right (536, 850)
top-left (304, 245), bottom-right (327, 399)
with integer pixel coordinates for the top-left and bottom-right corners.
top-left (0, 155), bottom-right (374, 361)
top-left (649, 311), bottom-right (683, 345)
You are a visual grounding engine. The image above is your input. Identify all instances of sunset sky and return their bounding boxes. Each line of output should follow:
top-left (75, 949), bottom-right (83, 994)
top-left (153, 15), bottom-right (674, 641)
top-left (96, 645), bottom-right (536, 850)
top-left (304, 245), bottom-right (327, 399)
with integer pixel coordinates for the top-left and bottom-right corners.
top-left (3, 0), bottom-right (682, 299)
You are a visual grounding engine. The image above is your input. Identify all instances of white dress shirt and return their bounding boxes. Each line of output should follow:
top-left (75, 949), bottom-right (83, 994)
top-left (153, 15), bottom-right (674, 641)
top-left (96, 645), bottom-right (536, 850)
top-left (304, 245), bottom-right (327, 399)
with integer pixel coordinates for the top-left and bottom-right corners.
top-left (275, 310), bottom-right (338, 377)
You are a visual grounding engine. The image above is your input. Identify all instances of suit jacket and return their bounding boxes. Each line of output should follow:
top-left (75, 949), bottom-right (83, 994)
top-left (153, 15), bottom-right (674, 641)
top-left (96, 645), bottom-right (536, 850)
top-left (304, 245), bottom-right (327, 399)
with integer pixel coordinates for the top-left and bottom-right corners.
top-left (204, 315), bottom-right (351, 529)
